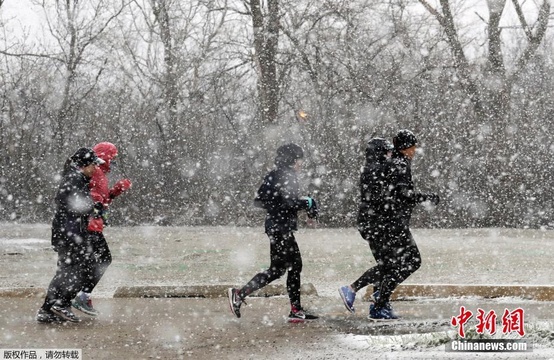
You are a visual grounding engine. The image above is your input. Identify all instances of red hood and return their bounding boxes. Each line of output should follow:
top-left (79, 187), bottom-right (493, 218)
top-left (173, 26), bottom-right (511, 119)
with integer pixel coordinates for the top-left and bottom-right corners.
top-left (93, 142), bottom-right (118, 173)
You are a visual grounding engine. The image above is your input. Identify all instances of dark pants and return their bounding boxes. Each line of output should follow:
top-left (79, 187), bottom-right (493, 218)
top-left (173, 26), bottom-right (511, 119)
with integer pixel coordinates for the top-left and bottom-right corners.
top-left (81, 232), bottom-right (112, 294)
top-left (238, 232), bottom-right (303, 308)
top-left (352, 221), bottom-right (421, 307)
top-left (41, 242), bottom-right (94, 310)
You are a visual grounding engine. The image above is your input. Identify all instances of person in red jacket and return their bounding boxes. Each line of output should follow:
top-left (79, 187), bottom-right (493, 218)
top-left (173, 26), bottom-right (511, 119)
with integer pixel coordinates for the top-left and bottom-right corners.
top-left (71, 142), bottom-right (132, 316)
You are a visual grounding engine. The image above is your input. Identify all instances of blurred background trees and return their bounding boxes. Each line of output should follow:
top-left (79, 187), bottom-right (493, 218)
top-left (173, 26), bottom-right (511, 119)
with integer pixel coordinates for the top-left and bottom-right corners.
top-left (1, 0), bottom-right (553, 228)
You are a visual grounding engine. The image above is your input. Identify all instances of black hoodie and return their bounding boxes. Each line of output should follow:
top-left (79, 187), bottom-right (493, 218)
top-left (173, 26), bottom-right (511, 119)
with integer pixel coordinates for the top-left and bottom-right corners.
top-left (254, 144), bottom-right (309, 234)
top-left (51, 164), bottom-right (95, 250)
top-left (358, 140), bottom-right (394, 222)
top-left (388, 150), bottom-right (433, 226)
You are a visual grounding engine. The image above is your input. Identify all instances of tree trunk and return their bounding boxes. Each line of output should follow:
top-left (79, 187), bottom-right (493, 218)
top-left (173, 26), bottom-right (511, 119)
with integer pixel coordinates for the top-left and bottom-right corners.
top-left (250, 0), bottom-right (280, 125)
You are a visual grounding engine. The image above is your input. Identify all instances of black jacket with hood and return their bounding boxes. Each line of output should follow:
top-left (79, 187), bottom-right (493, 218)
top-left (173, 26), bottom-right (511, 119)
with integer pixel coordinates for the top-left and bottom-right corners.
top-left (51, 163), bottom-right (95, 250)
top-left (254, 144), bottom-right (310, 234)
top-left (358, 138), bottom-right (394, 227)
top-left (388, 150), bottom-right (433, 227)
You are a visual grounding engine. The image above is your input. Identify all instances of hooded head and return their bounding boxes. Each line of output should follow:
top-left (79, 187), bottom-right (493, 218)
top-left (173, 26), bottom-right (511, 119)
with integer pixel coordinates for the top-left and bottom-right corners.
top-left (393, 129), bottom-right (418, 150)
top-left (365, 137), bottom-right (393, 163)
top-left (275, 143), bottom-right (304, 168)
top-left (93, 142), bottom-right (118, 173)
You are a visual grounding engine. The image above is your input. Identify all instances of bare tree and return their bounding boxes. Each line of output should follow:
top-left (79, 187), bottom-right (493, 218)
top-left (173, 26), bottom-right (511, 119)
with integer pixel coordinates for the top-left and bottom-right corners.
top-left (417, 0), bottom-right (552, 224)
top-left (246, 0), bottom-right (280, 125)
top-left (419, 0), bottom-right (551, 127)
top-left (29, 0), bottom-right (128, 152)
top-left (151, 0), bottom-right (178, 129)
top-left (114, 0), bottom-right (252, 222)
top-left (2, 0), bottom-right (554, 227)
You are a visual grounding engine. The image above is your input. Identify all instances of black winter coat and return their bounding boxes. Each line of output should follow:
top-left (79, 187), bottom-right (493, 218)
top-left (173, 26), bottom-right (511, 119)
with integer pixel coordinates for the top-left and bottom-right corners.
top-left (51, 165), bottom-right (95, 250)
top-left (388, 151), bottom-right (432, 226)
top-left (358, 156), bottom-right (394, 224)
top-left (254, 166), bottom-right (309, 234)
top-left (358, 150), bottom-right (433, 230)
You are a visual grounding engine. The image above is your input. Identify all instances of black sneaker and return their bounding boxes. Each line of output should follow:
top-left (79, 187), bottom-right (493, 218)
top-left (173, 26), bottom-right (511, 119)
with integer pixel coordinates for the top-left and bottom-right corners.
top-left (36, 308), bottom-right (64, 323)
top-left (287, 308), bottom-right (319, 323)
top-left (227, 288), bottom-right (243, 318)
top-left (369, 303), bottom-right (400, 320)
top-left (50, 305), bottom-right (81, 323)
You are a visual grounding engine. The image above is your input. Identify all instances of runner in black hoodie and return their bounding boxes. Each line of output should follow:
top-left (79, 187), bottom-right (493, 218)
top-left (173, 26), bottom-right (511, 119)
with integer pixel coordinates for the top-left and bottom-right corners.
top-left (227, 143), bottom-right (319, 323)
top-left (339, 131), bottom-right (439, 320)
top-left (338, 138), bottom-right (395, 315)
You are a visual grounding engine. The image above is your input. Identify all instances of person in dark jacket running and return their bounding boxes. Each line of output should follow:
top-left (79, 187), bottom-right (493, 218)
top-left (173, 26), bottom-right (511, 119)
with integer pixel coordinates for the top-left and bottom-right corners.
top-left (36, 148), bottom-right (105, 323)
top-left (72, 142), bottom-right (132, 317)
top-left (339, 130), bottom-right (439, 320)
top-left (227, 143), bottom-right (319, 323)
top-left (338, 137), bottom-right (395, 314)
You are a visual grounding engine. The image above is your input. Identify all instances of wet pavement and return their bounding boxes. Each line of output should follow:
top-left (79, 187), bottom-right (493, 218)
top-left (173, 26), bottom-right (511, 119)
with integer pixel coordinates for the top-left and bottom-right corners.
top-left (1, 296), bottom-right (554, 359)
top-left (2, 225), bottom-right (554, 358)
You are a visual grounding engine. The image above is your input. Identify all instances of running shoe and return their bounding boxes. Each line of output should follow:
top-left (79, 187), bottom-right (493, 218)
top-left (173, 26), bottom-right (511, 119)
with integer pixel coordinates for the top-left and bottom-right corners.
top-left (339, 286), bottom-right (356, 313)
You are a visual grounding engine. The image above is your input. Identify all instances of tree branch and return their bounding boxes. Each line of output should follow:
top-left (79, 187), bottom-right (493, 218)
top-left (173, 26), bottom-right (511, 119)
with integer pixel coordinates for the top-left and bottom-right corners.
top-left (419, 0), bottom-right (486, 118)
top-left (0, 49), bottom-right (65, 63)
top-left (418, 0), bottom-right (446, 27)
top-left (486, 0), bottom-right (505, 74)
top-left (511, 0), bottom-right (551, 80)
top-left (511, 0), bottom-right (533, 40)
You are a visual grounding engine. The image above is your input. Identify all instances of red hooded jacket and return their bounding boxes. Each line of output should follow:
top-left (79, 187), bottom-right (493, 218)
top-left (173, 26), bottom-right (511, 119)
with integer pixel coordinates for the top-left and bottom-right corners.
top-left (88, 142), bottom-right (131, 232)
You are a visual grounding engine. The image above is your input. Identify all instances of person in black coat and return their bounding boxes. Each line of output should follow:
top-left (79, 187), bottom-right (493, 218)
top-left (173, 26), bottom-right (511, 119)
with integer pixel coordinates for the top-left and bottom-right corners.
top-left (36, 148), bottom-right (105, 323)
top-left (338, 137), bottom-right (394, 313)
top-left (339, 131), bottom-right (439, 320)
top-left (227, 143), bottom-right (319, 323)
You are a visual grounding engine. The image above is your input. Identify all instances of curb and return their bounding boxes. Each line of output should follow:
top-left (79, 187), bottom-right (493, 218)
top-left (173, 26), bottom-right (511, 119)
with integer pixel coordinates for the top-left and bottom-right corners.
top-left (0, 288), bottom-right (45, 298)
top-left (363, 284), bottom-right (554, 302)
top-left (0, 284), bottom-right (317, 299)
top-left (2, 284), bottom-right (554, 300)
top-left (113, 283), bottom-right (318, 298)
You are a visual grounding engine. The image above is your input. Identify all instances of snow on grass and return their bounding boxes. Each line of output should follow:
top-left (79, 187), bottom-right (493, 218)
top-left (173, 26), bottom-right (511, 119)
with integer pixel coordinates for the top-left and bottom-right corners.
top-left (0, 238), bottom-right (48, 244)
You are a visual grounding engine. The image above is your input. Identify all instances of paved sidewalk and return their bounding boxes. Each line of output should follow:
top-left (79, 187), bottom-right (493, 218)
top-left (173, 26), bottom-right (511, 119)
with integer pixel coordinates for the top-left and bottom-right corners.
top-left (2, 296), bottom-right (554, 359)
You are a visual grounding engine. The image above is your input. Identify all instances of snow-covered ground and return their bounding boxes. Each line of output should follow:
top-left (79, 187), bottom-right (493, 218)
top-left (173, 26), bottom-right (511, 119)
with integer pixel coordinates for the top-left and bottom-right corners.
top-left (1, 224), bottom-right (553, 297)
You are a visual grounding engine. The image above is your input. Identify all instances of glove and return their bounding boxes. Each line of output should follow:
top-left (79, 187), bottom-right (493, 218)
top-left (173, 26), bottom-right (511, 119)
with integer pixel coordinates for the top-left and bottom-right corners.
top-left (427, 193), bottom-right (440, 206)
top-left (93, 202), bottom-right (104, 218)
top-left (302, 196), bottom-right (319, 219)
top-left (302, 196), bottom-right (315, 210)
top-left (110, 178), bottom-right (132, 198)
top-left (102, 209), bottom-right (111, 226)
top-left (307, 198), bottom-right (319, 219)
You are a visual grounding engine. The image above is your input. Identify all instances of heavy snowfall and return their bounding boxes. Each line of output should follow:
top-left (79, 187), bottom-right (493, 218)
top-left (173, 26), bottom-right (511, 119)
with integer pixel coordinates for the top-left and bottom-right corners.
top-left (1, 0), bottom-right (554, 359)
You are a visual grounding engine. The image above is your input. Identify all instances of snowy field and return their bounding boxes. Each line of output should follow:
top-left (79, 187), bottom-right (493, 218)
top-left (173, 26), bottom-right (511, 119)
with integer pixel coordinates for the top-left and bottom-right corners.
top-left (1, 224), bottom-right (554, 358)
top-left (1, 223), bottom-right (553, 297)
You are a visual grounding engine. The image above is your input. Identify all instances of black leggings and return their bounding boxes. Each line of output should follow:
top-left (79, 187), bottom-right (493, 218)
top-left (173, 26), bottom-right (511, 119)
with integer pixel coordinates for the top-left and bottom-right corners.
top-left (238, 232), bottom-right (303, 308)
top-left (352, 223), bottom-right (421, 307)
top-left (81, 232), bottom-right (112, 294)
top-left (41, 243), bottom-right (93, 310)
